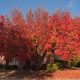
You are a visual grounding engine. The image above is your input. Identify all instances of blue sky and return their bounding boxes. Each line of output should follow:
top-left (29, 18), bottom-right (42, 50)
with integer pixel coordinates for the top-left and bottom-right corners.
top-left (0, 0), bottom-right (80, 16)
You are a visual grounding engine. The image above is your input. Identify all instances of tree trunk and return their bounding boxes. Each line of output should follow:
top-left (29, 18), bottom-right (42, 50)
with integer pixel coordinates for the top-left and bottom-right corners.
top-left (6, 61), bottom-right (9, 70)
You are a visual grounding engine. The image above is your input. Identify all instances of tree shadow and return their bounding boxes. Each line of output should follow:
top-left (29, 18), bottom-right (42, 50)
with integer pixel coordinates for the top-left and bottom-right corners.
top-left (60, 67), bottom-right (80, 71)
top-left (1, 70), bottom-right (55, 80)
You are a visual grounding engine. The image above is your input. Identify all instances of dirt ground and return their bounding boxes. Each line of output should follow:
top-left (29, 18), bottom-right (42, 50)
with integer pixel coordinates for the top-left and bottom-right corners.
top-left (0, 69), bottom-right (80, 80)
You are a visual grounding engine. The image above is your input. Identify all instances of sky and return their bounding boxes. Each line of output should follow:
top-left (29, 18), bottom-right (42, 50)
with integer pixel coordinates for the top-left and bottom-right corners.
top-left (0, 0), bottom-right (80, 17)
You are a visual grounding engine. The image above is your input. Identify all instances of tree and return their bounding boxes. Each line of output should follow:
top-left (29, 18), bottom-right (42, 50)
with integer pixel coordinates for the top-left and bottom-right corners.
top-left (0, 9), bottom-right (80, 70)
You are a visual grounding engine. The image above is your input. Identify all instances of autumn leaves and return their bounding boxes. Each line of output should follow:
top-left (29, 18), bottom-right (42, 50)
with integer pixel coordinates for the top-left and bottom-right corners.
top-left (0, 8), bottom-right (80, 64)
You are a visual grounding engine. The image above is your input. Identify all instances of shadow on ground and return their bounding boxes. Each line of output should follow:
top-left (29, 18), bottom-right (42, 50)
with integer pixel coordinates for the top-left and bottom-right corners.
top-left (0, 70), bottom-right (54, 80)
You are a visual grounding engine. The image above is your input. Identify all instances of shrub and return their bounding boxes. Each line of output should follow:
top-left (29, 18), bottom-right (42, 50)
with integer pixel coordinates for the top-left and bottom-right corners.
top-left (74, 60), bottom-right (80, 68)
top-left (56, 63), bottom-right (61, 69)
top-left (47, 63), bottom-right (58, 72)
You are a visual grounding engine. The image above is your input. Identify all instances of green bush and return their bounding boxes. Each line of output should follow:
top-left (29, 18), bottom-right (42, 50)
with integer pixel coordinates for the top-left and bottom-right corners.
top-left (56, 63), bottom-right (61, 69)
top-left (47, 63), bottom-right (58, 72)
top-left (74, 60), bottom-right (80, 68)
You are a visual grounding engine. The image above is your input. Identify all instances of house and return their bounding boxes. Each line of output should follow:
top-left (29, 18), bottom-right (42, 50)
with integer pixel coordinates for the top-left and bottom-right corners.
top-left (0, 55), bottom-right (6, 64)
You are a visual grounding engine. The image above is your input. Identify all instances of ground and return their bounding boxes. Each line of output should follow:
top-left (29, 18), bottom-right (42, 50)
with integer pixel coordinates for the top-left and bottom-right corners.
top-left (0, 69), bottom-right (80, 80)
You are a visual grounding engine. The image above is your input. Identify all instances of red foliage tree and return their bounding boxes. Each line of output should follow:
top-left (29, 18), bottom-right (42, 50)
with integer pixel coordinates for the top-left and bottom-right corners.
top-left (0, 9), bottom-right (80, 68)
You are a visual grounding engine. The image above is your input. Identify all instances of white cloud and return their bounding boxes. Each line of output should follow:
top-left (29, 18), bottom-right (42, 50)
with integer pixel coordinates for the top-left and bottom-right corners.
top-left (66, 0), bottom-right (74, 9)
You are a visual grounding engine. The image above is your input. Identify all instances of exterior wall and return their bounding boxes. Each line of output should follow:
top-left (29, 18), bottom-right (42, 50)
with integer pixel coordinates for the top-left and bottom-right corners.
top-left (9, 57), bottom-right (19, 65)
top-left (0, 55), bottom-right (6, 64)
top-left (0, 55), bottom-right (19, 66)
